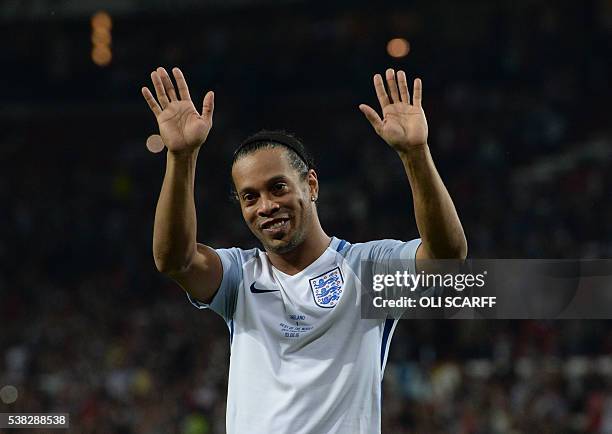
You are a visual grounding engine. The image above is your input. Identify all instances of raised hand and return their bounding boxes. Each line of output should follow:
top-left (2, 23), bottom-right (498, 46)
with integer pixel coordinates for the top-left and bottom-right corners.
top-left (359, 69), bottom-right (428, 153)
top-left (141, 67), bottom-right (214, 154)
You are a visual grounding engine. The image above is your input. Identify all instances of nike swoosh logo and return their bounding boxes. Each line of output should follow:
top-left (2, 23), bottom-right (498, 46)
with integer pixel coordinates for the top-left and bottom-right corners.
top-left (250, 282), bottom-right (280, 294)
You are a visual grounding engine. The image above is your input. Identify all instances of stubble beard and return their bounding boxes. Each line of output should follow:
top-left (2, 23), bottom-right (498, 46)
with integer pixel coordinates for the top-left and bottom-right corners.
top-left (263, 223), bottom-right (307, 255)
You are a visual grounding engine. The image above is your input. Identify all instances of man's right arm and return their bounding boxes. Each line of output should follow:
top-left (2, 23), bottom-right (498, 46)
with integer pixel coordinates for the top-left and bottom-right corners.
top-left (153, 150), bottom-right (222, 304)
top-left (142, 66), bottom-right (219, 304)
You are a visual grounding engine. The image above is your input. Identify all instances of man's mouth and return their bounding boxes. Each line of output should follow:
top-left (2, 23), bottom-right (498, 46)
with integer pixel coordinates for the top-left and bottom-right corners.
top-left (261, 217), bottom-right (291, 235)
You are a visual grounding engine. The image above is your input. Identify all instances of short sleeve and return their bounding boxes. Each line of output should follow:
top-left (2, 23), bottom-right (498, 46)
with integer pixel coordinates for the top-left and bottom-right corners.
top-left (186, 247), bottom-right (243, 321)
top-left (354, 238), bottom-right (422, 319)
top-left (365, 238), bottom-right (422, 275)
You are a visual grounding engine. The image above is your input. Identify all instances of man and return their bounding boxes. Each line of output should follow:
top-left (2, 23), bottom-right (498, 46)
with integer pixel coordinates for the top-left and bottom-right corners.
top-left (142, 66), bottom-right (466, 433)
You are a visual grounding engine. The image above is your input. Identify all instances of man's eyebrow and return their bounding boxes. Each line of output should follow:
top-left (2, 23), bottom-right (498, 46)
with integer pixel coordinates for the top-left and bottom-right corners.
top-left (238, 175), bottom-right (289, 195)
top-left (266, 175), bottom-right (289, 185)
top-left (237, 187), bottom-right (256, 196)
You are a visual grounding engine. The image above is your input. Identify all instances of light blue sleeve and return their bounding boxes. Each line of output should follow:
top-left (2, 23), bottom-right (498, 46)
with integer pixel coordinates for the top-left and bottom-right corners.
top-left (186, 247), bottom-right (243, 321)
top-left (361, 238), bottom-right (453, 303)
top-left (362, 238), bottom-right (422, 275)
top-left (349, 238), bottom-right (421, 319)
top-left (357, 238), bottom-right (422, 319)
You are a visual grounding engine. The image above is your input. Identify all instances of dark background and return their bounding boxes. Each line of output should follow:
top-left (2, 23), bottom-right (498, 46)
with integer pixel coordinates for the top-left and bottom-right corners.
top-left (1, 0), bottom-right (611, 432)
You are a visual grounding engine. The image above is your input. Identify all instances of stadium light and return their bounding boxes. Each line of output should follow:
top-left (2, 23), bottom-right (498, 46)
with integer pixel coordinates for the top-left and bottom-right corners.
top-left (387, 38), bottom-right (410, 58)
top-left (91, 11), bottom-right (112, 67)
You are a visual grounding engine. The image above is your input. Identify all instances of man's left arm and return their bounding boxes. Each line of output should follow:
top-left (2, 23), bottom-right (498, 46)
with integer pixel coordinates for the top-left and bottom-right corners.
top-left (359, 68), bottom-right (467, 260)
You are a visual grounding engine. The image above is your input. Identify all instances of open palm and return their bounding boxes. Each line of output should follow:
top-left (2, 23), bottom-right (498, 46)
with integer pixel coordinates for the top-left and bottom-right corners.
top-left (142, 67), bottom-right (214, 154)
top-left (359, 69), bottom-right (428, 152)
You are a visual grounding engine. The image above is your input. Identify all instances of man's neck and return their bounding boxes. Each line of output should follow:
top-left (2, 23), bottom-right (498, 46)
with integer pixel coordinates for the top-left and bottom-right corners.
top-left (266, 228), bottom-right (331, 276)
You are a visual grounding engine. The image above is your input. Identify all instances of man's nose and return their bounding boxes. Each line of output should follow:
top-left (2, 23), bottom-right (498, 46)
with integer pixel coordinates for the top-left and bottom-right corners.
top-left (257, 195), bottom-right (280, 216)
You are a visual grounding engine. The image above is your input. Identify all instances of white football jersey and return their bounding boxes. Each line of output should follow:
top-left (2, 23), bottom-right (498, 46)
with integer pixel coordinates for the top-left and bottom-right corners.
top-left (187, 236), bottom-right (420, 434)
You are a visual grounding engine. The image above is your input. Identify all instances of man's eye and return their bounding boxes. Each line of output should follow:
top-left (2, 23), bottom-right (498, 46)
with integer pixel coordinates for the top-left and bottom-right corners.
top-left (243, 194), bottom-right (256, 202)
top-left (272, 183), bottom-right (288, 193)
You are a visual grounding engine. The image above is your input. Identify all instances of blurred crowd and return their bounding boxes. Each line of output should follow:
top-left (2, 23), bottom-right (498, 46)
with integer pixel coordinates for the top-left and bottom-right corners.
top-left (1, 0), bottom-right (612, 432)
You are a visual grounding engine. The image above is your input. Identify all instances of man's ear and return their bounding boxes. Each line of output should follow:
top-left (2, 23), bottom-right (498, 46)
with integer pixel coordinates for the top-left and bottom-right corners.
top-left (307, 169), bottom-right (319, 199)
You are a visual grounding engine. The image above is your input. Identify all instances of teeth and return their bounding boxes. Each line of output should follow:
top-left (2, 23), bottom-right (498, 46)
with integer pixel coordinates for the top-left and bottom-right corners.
top-left (266, 220), bottom-right (287, 229)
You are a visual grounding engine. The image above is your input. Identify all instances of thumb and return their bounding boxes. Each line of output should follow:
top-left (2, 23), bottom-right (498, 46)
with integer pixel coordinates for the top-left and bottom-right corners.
top-left (202, 91), bottom-right (214, 120)
top-left (359, 104), bottom-right (383, 134)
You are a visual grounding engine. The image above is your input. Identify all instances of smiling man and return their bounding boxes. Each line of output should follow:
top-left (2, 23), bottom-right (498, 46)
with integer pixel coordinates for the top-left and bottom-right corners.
top-left (142, 66), bottom-right (466, 434)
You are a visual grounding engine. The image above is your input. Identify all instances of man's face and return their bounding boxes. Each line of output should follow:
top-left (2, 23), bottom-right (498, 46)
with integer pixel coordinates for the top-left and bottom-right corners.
top-left (232, 148), bottom-right (317, 254)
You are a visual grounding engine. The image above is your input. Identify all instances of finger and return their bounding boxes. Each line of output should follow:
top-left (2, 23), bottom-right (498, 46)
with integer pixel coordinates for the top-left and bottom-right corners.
top-left (172, 67), bottom-right (191, 101)
top-left (385, 68), bottom-right (400, 104)
top-left (202, 91), bottom-right (214, 120)
top-left (397, 70), bottom-right (410, 103)
top-left (151, 71), bottom-right (169, 109)
top-left (358, 104), bottom-right (383, 134)
top-left (413, 78), bottom-right (423, 107)
top-left (373, 74), bottom-right (390, 110)
top-left (158, 67), bottom-right (178, 102)
top-left (141, 87), bottom-right (162, 117)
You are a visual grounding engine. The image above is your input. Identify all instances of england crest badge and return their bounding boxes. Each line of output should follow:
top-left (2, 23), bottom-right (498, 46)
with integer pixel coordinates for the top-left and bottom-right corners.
top-left (309, 267), bottom-right (344, 308)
